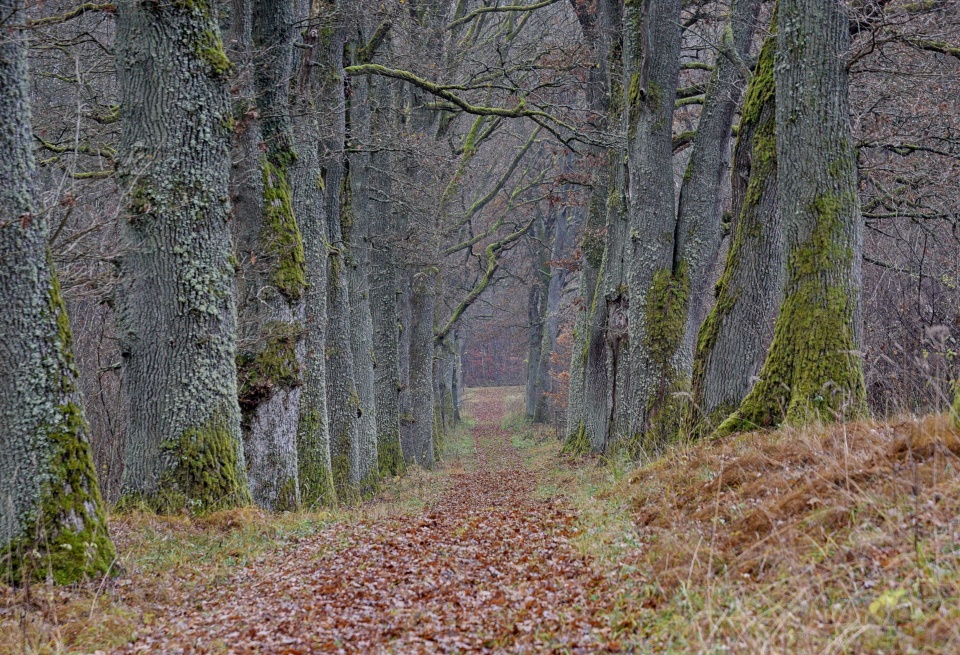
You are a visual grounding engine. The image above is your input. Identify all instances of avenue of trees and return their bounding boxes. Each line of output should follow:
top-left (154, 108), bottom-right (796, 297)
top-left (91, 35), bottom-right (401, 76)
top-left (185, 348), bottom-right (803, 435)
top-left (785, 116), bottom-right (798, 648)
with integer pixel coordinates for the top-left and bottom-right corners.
top-left (1, 0), bottom-right (959, 584)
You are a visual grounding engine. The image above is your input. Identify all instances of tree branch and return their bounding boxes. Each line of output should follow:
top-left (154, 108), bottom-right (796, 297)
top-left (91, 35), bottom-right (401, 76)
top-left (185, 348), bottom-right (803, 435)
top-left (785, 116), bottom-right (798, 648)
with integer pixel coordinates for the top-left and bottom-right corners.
top-left (434, 214), bottom-right (539, 344)
top-left (446, 0), bottom-right (562, 31)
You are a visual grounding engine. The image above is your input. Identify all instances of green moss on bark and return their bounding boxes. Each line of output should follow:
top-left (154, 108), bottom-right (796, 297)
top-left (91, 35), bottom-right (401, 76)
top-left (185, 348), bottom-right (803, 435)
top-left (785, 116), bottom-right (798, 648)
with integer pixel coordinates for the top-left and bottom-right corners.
top-left (716, 192), bottom-right (866, 437)
top-left (2, 402), bottom-right (117, 585)
top-left (146, 408), bottom-right (252, 513)
top-left (641, 265), bottom-right (692, 448)
top-left (331, 453), bottom-right (354, 503)
top-left (562, 422), bottom-right (590, 455)
top-left (195, 29), bottom-right (232, 76)
top-left (297, 408), bottom-right (336, 507)
top-left (262, 159), bottom-right (306, 302)
top-left (237, 320), bottom-right (303, 410)
top-left (689, 37), bottom-right (777, 438)
top-left (2, 267), bottom-right (118, 585)
top-left (377, 437), bottom-right (406, 478)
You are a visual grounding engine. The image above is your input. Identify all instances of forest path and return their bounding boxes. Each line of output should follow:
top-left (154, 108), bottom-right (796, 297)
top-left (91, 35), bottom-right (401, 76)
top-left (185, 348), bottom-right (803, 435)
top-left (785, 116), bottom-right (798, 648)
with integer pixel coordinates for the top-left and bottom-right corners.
top-left (117, 388), bottom-right (628, 654)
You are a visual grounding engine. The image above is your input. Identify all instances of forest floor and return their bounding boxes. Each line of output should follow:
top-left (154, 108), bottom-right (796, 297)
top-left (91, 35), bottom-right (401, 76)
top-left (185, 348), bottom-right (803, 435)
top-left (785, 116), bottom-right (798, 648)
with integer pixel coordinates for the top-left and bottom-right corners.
top-left (3, 386), bottom-right (960, 653)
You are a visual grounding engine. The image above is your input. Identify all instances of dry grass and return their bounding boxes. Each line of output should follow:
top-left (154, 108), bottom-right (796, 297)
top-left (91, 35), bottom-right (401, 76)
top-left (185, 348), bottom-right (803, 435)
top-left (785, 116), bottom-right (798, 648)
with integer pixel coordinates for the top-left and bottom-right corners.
top-left (538, 414), bottom-right (960, 653)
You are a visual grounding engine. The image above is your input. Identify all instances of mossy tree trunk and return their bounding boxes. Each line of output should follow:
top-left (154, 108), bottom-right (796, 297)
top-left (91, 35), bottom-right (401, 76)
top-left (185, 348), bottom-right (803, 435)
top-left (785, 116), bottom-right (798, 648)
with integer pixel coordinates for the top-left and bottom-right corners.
top-left (717, 0), bottom-right (867, 433)
top-left (292, 1), bottom-right (335, 506)
top-left (115, 0), bottom-right (251, 512)
top-left (623, 0), bottom-right (684, 452)
top-left (0, 0), bottom-right (116, 583)
top-left (226, 0), bottom-right (306, 511)
top-left (690, 30), bottom-right (784, 435)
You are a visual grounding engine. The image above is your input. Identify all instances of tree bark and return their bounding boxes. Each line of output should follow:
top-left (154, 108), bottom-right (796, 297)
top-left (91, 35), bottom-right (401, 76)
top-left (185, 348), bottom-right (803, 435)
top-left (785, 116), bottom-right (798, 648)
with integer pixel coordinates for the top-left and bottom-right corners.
top-left (691, 31), bottom-right (783, 434)
top-left (565, 0), bottom-right (620, 453)
top-left (674, 0), bottom-right (762, 373)
top-left (228, 0), bottom-right (305, 511)
top-left (344, 125), bottom-right (380, 492)
top-left (534, 208), bottom-right (573, 423)
top-left (624, 0), bottom-right (684, 451)
top-left (366, 76), bottom-right (405, 477)
top-left (115, 0), bottom-right (251, 511)
top-left (525, 220), bottom-right (549, 419)
top-left (293, 3), bottom-right (335, 506)
top-left (405, 271), bottom-right (437, 468)
top-left (320, 9), bottom-right (364, 498)
top-left (718, 0), bottom-right (867, 433)
top-left (0, 0), bottom-right (115, 583)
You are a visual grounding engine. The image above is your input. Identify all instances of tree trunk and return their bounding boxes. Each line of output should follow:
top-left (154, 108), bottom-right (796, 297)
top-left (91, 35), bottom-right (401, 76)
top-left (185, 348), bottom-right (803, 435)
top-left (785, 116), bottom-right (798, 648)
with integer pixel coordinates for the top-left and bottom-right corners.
top-left (320, 12), bottom-right (364, 498)
top-left (452, 331), bottom-right (464, 423)
top-left (674, 0), bottom-right (762, 373)
top-left (565, 0), bottom-right (619, 453)
top-left (405, 272), bottom-right (437, 468)
top-left (718, 0), bottom-right (866, 433)
top-left (624, 0), bottom-right (684, 452)
top-left (595, 151), bottom-right (631, 452)
top-left (525, 224), bottom-right (549, 419)
top-left (691, 31), bottom-right (783, 434)
top-left (292, 4), bottom-right (335, 506)
top-left (399, 273), bottom-right (413, 448)
top-left (344, 97), bottom-right (380, 491)
top-left (0, 0), bottom-right (115, 582)
top-left (229, 0), bottom-right (304, 511)
top-left (366, 79), bottom-right (405, 477)
top-left (115, 0), bottom-right (251, 511)
top-left (953, 386), bottom-right (960, 429)
top-left (534, 209), bottom-right (573, 423)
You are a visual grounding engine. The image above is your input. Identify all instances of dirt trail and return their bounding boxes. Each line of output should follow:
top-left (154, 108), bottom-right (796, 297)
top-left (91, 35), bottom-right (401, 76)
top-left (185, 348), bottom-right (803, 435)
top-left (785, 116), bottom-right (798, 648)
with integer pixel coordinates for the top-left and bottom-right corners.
top-left (117, 389), bottom-right (626, 654)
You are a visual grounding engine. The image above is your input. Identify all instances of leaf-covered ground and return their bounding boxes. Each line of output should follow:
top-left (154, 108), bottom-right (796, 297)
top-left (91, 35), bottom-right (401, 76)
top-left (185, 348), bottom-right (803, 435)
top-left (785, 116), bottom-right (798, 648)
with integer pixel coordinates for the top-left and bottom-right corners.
top-left (4, 386), bottom-right (959, 653)
top-left (112, 389), bottom-right (631, 654)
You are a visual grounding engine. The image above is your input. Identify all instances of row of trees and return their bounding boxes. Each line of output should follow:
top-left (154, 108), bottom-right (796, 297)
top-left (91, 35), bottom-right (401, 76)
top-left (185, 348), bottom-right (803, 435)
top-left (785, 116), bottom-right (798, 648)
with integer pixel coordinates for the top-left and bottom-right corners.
top-left (559, 0), bottom-right (960, 455)
top-left (3, 0), bottom-right (959, 584)
top-left (2, 0), bottom-right (590, 582)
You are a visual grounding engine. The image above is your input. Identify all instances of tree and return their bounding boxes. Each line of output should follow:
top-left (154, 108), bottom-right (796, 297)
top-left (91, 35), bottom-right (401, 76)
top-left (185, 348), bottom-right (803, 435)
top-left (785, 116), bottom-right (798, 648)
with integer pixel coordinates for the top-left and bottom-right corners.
top-left (690, 30), bottom-right (783, 435)
top-left (320, 1), bottom-right (367, 496)
top-left (623, 0), bottom-right (684, 450)
top-left (115, 0), bottom-right (251, 510)
top-left (717, 0), bottom-right (867, 434)
top-left (228, 0), bottom-right (306, 511)
top-left (0, 0), bottom-right (115, 583)
top-left (293, 0), bottom-right (336, 506)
